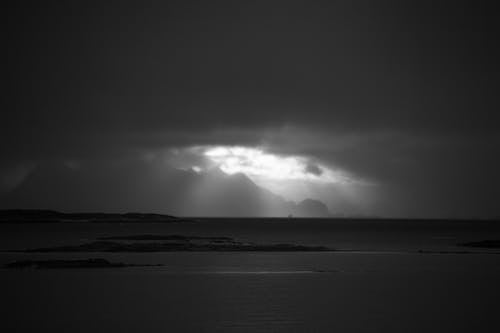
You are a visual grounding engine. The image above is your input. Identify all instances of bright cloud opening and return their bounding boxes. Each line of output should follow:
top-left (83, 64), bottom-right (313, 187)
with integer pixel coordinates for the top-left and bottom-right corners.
top-left (163, 145), bottom-right (368, 210)
top-left (203, 146), bottom-right (347, 184)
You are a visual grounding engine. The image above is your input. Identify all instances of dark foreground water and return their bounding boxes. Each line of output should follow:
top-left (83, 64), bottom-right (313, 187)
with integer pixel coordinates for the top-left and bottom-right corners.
top-left (1, 219), bottom-right (500, 332)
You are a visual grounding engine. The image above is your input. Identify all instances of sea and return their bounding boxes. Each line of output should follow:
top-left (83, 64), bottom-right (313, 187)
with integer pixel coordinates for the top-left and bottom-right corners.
top-left (1, 218), bottom-right (500, 332)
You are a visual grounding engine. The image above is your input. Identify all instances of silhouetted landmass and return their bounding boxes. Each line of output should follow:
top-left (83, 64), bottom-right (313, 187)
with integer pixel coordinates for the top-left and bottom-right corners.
top-left (459, 240), bottom-right (500, 248)
top-left (99, 234), bottom-right (233, 242)
top-left (1, 162), bottom-right (332, 217)
top-left (0, 209), bottom-right (186, 223)
top-left (20, 236), bottom-right (332, 252)
top-left (4, 258), bottom-right (162, 269)
top-left (296, 199), bottom-right (330, 217)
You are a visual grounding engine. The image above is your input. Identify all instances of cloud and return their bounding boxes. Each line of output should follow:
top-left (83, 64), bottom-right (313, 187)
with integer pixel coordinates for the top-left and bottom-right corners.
top-left (3, 1), bottom-right (500, 217)
top-left (305, 163), bottom-right (323, 176)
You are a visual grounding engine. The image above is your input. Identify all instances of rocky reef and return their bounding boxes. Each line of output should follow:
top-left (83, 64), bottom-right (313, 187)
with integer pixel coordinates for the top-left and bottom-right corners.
top-left (20, 234), bottom-right (332, 252)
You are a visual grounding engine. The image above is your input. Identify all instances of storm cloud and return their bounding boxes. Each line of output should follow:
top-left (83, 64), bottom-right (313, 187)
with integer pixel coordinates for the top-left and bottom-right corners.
top-left (3, 1), bottom-right (500, 217)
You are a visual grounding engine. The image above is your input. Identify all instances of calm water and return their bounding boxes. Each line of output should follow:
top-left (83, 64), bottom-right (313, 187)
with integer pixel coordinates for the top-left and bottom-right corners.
top-left (1, 219), bottom-right (500, 332)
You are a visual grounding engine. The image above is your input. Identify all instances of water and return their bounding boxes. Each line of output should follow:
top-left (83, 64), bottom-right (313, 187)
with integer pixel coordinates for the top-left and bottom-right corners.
top-left (1, 219), bottom-right (500, 332)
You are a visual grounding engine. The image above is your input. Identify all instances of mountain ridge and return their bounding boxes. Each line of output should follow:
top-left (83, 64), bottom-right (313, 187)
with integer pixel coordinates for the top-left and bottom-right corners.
top-left (0, 161), bottom-right (331, 217)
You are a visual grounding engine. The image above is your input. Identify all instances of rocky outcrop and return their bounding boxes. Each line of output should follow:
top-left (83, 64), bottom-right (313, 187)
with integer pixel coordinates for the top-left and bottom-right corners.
top-left (20, 234), bottom-right (332, 252)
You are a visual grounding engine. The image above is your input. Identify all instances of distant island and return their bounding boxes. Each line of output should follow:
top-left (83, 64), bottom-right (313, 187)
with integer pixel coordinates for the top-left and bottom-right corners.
top-left (0, 209), bottom-right (187, 223)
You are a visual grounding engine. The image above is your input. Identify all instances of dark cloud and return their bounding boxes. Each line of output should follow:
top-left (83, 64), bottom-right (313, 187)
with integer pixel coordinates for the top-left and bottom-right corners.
top-left (305, 163), bottom-right (323, 176)
top-left (3, 0), bottom-right (500, 217)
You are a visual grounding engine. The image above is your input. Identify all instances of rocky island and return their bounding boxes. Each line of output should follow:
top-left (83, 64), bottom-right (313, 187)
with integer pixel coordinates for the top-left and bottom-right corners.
top-left (18, 234), bottom-right (332, 252)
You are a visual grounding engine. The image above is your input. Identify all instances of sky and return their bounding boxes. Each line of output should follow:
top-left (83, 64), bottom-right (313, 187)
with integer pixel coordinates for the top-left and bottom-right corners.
top-left (3, 0), bottom-right (500, 218)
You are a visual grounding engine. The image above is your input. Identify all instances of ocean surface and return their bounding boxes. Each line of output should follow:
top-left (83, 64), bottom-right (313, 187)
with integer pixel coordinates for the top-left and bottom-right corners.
top-left (1, 218), bottom-right (500, 332)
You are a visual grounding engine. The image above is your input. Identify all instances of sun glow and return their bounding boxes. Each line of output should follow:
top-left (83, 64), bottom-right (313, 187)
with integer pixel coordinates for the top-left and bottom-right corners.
top-left (203, 146), bottom-right (345, 184)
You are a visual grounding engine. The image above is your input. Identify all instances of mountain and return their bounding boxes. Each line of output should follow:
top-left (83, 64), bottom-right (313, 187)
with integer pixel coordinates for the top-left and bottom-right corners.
top-left (0, 161), bottom-right (330, 217)
top-left (293, 199), bottom-right (330, 217)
